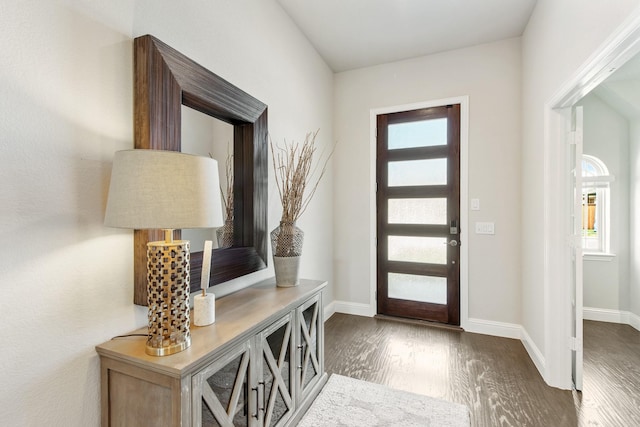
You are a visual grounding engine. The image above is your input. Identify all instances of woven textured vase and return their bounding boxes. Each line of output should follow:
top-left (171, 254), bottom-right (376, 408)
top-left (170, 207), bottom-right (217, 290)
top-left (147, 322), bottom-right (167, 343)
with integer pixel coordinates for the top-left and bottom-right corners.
top-left (216, 218), bottom-right (234, 248)
top-left (271, 221), bottom-right (304, 286)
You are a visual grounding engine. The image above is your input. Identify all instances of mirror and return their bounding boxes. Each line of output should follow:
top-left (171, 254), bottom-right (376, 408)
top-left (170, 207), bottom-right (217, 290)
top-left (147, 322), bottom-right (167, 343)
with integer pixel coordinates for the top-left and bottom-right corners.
top-left (181, 106), bottom-right (234, 251)
top-left (132, 34), bottom-right (268, 305)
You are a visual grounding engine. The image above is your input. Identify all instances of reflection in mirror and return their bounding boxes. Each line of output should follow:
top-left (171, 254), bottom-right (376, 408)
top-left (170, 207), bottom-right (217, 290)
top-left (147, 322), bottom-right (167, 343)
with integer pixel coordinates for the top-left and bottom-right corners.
top-left (181, 106), bottom-right (233, 252)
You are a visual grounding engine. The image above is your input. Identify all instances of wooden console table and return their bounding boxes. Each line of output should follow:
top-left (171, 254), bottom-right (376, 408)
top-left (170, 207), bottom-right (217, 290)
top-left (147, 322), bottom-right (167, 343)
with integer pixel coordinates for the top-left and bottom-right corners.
top-left (96, 278), bottom-right (327, 427)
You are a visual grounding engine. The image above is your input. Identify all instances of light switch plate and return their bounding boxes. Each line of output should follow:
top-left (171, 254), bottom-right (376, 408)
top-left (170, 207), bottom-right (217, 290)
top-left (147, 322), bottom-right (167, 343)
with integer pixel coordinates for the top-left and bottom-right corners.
top-left (471, 198), bottom-right (480, 211)
top-left (475, 222), bottom-right (495, 234)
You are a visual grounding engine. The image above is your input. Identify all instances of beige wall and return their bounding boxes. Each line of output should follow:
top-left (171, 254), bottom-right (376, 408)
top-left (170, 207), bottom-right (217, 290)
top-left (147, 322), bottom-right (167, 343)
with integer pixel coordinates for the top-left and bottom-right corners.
top-left (0, 1), bottom-right (333, 425)
top-left (579, 94), bottom-right (630, 312)
top-left (631, 122), bottom-right (640, 320)
top-left (521, 0), bottom-right (640, 385)
top-left (332, 38), bottom-right (523, 325)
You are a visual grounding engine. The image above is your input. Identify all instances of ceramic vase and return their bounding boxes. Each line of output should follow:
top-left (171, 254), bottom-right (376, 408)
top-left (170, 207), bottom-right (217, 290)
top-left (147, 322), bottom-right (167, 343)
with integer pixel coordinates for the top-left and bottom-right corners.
top-left (271, 221), bottom-right (304, 287)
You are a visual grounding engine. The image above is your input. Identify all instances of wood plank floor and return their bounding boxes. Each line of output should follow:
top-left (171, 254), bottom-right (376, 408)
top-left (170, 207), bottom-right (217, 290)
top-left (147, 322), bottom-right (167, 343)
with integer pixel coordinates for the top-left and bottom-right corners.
top-left (324, 314), bottom-right (640, 426)
top-left (581, 320), bottom-right (640, 426)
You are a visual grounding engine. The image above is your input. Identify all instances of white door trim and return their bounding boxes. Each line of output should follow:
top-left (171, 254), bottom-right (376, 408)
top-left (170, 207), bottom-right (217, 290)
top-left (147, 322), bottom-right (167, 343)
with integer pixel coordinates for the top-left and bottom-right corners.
top-left (544, 10), bottom-right (640, 388)
top-left (369, 96), bottom-right (470, 328)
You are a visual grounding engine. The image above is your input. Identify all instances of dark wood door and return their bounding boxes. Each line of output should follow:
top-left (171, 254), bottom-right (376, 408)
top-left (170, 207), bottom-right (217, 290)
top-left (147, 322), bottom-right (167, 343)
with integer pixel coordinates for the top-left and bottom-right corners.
top-left (376, 105), bottom-right (461, 325)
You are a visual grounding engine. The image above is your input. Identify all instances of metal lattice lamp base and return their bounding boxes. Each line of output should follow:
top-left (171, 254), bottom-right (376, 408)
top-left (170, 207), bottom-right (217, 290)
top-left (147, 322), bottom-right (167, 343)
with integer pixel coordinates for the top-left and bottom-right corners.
top-left (146, 238), bottom-right (191, 356)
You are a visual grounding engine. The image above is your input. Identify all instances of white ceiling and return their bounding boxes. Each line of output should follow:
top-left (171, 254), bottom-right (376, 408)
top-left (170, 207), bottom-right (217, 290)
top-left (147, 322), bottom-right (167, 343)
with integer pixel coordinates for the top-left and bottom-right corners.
top-left (594, 54), bottom-right (640, 119)
top-left (277, 0), bottom-right (538, 72)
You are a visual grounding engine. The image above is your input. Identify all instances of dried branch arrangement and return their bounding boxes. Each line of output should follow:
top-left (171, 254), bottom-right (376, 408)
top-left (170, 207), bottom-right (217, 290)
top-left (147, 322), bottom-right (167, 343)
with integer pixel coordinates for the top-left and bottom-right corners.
top-left (271, 129), bottom-right (334, 224)
top-left (210, 146), bottom-right (233, 221)
top-left (221, 150), bottom-right (233, 221)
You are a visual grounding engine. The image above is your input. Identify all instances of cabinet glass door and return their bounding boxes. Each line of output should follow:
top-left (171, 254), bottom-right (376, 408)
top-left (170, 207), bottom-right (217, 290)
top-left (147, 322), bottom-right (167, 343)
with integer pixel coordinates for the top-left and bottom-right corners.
top-left (259, 314), bottom-right (294, 427)
top-left (296, 295), bottom-right (322, 403)
top-left (193, 341), bottom-right (252, 427)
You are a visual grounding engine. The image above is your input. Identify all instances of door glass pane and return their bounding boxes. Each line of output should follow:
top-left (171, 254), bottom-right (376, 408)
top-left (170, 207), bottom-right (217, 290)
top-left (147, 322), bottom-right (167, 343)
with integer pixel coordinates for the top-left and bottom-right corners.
top-left (300, 302), bottom-right (320, 395)
top-left (388, 236), bottom-right (447, 264)
top-left (388, 158), bottom-right (447, 187)
top-left (201, 352), bottom-right (250, 427)
top-left (388, 118), bottom-right (447, 149)
top-left (388, 198), bottom-right (447, 224)
top-left (263, 322), bottom-right (292, 426)
top-left (388, 273), bottom-right (447, 304)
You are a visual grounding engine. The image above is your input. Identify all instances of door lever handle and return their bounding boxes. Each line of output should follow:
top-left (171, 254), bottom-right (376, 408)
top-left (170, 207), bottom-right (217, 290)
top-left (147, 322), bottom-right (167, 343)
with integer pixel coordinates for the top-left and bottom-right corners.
top-left (445, 240), bottom-right (459, 247)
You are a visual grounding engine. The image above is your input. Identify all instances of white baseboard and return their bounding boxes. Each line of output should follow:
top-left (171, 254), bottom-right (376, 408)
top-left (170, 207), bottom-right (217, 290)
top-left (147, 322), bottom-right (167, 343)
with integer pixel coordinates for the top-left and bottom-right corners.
top-left (331, 300), bottom-right (374, 317)
top-left (521, 327), bottom-right (546, 378)
top-left (464, 318), bottom-right (522, 339)
top-left (583, 307), bottom-right (628, 324)
top-left (630, 312), bottom-right (640, 331)
top-left (584, 307), bottom-right (640, 331)
top-left (330, 303), bottom-right (526, 341)
top-left (324, 301), bottom-right (336, 320)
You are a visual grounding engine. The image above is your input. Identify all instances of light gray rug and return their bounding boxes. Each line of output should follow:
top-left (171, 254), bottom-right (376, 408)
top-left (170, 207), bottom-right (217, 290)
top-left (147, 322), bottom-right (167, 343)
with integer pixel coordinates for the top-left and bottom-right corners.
top-left (298, 374), bottom-right (470, 427)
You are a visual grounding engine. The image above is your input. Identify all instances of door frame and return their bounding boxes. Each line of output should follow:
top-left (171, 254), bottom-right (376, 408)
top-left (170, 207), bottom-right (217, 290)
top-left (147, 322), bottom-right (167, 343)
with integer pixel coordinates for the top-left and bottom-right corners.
top-left (544, 11), bottom-right (640, 388)
top-left (369, 96), bottom-right (469, 329)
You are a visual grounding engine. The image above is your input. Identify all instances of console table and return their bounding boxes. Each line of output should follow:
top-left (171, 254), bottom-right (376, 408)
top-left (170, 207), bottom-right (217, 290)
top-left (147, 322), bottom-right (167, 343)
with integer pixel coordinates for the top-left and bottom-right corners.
top-left (96, 278), bottom-right (327, 427)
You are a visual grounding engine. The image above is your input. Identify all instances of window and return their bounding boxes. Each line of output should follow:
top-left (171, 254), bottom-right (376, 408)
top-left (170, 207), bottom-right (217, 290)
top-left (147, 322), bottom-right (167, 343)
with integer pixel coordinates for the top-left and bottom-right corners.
top-left (581, 155), bottom-right (613, 254)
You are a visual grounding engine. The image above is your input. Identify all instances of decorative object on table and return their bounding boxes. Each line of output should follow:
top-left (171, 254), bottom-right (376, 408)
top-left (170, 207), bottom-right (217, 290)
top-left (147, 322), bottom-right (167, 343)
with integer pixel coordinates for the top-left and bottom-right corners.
top-left (104, 149), bottom-right (223, 356)
top-left (216, 220), bottom-right (233, 248)
top-left (270, 222), bottom-right (304, 287)
top-left (271, 129), bottom-right (334, 287)
top-left (213, 148), bottom-right (234, 248)
top-left (194, 240), bottom-right (216, 326)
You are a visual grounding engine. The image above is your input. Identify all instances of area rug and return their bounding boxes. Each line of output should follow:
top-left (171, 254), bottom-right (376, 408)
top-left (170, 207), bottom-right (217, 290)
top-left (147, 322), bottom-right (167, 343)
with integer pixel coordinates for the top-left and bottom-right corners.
top-left (298, 374), bottom-right (470, 427)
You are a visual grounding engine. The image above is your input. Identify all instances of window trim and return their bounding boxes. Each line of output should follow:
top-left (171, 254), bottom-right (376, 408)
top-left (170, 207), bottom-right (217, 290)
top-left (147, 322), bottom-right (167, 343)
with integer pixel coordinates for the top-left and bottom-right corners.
top-left (583, 252), bottom-right (615, 261)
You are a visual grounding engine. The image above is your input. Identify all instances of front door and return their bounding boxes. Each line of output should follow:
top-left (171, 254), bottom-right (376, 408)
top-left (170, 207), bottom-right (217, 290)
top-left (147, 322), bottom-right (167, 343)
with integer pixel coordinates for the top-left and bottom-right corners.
top-left (376, 104), bottom-right (461, 324)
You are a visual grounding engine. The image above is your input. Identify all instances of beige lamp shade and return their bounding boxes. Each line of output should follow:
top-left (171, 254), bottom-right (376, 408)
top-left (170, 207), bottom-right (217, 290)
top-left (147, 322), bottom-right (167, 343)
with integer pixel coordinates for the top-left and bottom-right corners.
top-left (104, 149), bottom-right (224, 230)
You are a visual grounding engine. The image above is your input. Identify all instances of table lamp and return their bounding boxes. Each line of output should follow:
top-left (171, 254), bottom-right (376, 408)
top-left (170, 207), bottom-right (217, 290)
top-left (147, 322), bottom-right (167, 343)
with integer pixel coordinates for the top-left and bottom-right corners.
top-left (104, 149), bottom-right (223, 356)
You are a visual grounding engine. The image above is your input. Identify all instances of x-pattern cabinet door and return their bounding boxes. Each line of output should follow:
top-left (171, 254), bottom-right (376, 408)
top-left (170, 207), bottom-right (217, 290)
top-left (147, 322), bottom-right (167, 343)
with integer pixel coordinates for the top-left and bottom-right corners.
top-left (296, 295), bottom-right (323, 404)
top-left (257, 313), bottom-right (295, 427)
top-left (193, 340), bottom-right (254, 427)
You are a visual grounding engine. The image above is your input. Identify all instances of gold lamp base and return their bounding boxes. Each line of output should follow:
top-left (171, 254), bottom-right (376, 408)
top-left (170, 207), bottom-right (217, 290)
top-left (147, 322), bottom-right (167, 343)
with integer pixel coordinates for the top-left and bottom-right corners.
top-left (146, 230), bottom-right (191, 357)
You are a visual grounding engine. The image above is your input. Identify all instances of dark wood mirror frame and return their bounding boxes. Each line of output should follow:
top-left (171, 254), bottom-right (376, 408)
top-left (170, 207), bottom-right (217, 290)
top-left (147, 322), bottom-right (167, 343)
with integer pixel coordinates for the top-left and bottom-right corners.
top-left (133, 34), bottom-right (268, 305)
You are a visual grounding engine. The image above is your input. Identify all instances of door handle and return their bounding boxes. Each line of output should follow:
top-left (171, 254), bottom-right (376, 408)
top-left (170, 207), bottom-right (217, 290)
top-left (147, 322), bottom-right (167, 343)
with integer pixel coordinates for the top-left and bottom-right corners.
top-left (297, 344), bottom-right (305, 369)
top-left (251, 381), bottom-right (265, 419)
top-left (445, 240), bottom-right (458, 247)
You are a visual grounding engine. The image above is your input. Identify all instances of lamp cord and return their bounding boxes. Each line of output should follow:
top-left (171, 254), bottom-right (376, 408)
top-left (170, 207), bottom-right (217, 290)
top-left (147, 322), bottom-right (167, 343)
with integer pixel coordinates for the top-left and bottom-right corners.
top-left (112, 333), bottom-right (147, 339)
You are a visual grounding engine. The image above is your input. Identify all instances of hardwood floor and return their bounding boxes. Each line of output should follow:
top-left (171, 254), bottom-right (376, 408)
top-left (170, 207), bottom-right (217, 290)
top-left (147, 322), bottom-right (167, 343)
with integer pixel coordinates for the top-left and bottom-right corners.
top-left (581, 320), bottom-right (640, 426)
top-left (324, 314), bottom-right (640, 426)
